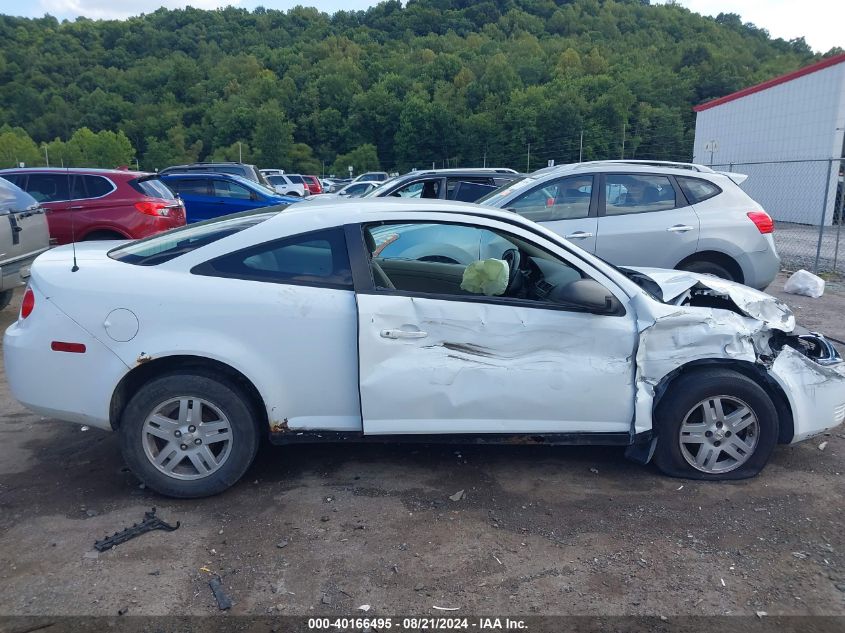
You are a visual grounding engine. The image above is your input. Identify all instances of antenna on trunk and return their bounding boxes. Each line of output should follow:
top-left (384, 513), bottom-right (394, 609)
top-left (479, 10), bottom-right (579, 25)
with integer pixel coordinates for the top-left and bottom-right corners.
top-left (67, 168), bottom-right (79, 272)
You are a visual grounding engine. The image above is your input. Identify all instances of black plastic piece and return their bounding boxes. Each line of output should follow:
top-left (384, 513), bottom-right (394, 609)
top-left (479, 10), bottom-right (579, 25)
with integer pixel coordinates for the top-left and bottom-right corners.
top-left (93, 507), bottom-right (180, 552)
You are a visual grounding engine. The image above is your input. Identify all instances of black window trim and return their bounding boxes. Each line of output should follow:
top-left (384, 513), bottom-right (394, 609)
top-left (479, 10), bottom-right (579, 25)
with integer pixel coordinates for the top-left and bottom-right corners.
top-left (16, 171), bottom-right (116, 203)
top-left (382, 176), bottom-right (448, 199)
top-left (675, 175), bottom-right (723, 206)
top-left (597, 172), bottom-right (683, 217)
top-left (345, 221), bottom-right (626, 317)
top-left (191, 226), bottom-right (354, 291)
top-left (506, 173), bottom-right (599, 220)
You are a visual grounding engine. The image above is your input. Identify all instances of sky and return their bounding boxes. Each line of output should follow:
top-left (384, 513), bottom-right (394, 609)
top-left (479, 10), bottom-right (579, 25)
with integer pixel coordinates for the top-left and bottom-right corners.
top-left (0, 0), bottom-right (842, 53)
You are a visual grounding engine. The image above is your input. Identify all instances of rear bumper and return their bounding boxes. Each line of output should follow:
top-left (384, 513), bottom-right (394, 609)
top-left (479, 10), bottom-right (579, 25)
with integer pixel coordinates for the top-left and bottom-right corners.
top-left (736, 237), bottom-right (780, 290)
top-left (3, 291), bottom-right (128, 430)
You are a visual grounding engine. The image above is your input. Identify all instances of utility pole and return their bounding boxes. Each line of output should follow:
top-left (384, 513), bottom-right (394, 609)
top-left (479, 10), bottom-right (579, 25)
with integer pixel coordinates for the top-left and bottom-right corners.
top-left (526, 142), bottom-right (531, 172)
top-left (621, 122), bottom-right (626, 159)
top-left (579, 130), bottom-right (583, 163)
top-left (238, 142), bottom-right (243, 163)
top-left (43, 145), bottom-right (49, 167)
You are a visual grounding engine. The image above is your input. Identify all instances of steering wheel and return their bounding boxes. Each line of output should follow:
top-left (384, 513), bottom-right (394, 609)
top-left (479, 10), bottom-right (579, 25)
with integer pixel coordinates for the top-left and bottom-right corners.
top-left (501, 248), bottom-right (522, 295)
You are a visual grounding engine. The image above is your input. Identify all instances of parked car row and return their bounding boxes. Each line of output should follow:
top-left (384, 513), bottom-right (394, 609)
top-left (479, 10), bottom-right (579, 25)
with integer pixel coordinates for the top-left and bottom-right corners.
top-left (0, 158), bottom-right (781, 322)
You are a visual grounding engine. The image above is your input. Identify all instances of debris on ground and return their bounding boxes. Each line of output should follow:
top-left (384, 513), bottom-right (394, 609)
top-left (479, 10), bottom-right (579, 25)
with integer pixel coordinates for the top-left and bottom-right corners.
top-left (93, 507), bottom-right (180, 552)
top-left (819, 441), bottom-right (828, 451)
top-left (433, 605), bottom-right (460, 611)
top-left (449, 490), bottom-right (465, 502)
top-left (358, 604), bottom-right (371, 612)
top-left (590, 468), bottom-right (599, 474)
top-left (784, 269), bottom-right (825, 298)
top-left (208, 575), bottom-right (233, 610)
top-left (276, 540), bottom-right (289, 549)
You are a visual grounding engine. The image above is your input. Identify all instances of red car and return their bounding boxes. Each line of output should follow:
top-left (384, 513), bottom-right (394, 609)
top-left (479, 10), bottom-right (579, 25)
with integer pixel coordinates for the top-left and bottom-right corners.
top-left (302, 175), bottom-right (323, 195)
top-left (0, 168), bottom-right (185, 245)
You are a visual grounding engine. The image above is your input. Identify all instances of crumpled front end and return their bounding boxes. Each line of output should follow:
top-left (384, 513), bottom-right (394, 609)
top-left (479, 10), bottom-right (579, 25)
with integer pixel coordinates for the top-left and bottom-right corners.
top-left (629, 270), bottom-right (845, 444)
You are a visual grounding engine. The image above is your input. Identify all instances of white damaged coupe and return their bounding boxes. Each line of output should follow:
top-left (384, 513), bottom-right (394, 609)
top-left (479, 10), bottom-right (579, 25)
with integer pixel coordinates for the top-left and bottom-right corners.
top-left (5, 199), bottom-right (845, 497)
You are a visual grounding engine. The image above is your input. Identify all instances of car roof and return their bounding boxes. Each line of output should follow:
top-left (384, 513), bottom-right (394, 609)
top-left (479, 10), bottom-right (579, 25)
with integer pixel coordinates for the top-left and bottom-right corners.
top-left (528, 161), bottom-right (718, 179)
top-left (400, 168), bottom-right (518, 176)
top-left (160, 171), bottom-right (265, 188)
top-left (0, 167), bottom-right (149, 177)
top-left (274, 196), bottom-right (523, 224)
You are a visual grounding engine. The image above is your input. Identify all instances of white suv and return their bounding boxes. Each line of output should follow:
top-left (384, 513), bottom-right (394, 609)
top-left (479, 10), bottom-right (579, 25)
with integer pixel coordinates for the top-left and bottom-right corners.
top-left (479, 161), bottom-right (780, 290)
top-left (259, 171), bottom-right (307, 197)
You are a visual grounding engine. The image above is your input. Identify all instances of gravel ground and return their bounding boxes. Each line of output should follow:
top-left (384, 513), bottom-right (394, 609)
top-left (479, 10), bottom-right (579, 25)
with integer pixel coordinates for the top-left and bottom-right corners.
top-left (0, 274), bottom-right (844, 618)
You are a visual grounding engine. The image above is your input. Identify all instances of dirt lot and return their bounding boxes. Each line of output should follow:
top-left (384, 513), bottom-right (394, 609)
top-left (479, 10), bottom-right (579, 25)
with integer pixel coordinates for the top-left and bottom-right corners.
top-left (0, 272), bottom-right (844, 618)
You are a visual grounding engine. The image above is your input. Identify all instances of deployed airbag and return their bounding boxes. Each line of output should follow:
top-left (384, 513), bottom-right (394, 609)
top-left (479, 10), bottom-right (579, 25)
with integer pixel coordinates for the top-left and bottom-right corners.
top-left (460, 259), bottom-right (509, 296)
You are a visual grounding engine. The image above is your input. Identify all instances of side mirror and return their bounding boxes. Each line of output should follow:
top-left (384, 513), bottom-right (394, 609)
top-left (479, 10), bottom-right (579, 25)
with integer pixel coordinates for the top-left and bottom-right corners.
top-left (555, 279), bottom-right (623, 315)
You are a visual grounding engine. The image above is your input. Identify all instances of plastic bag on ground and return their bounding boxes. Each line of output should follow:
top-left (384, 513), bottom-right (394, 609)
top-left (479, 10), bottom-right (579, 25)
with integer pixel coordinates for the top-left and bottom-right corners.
top-left (783, 269), bottom-right (825, 298)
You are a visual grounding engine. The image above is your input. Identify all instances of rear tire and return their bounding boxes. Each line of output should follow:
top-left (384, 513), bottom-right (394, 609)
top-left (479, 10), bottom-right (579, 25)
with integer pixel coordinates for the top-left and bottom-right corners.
top-left (0, 289), bottom-right (13, 311)
top-left (653, 369), bottom-right (779, 480)
top-left (119, 371), bottom-right (260, 498)
top-left (677, 259), bottom-right (734, 281)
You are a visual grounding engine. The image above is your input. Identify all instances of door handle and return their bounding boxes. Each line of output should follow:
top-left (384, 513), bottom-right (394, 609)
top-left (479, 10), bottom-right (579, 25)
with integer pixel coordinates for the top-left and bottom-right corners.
top-left (70, 205), bottom-right (84, 210)
top-left (380, 329), bottom-right (428, 339)
top-left (666, 224), bottom-right (694, 233)
top-left (564, 231), bottom-right (594, 239)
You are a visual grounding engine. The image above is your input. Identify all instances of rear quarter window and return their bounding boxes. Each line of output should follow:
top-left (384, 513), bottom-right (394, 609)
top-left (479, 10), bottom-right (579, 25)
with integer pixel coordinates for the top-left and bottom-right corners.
top-left (192, 227), bottom-right (352, 289)
top-left (677, 176), bottom-right (722, 204)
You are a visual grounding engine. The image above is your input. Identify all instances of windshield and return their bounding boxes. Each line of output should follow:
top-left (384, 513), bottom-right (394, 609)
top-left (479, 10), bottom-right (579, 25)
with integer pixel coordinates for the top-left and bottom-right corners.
top-left (108, 208), bottom-right (279, 266)
top-left (476, 176), bottom-right (537, 206)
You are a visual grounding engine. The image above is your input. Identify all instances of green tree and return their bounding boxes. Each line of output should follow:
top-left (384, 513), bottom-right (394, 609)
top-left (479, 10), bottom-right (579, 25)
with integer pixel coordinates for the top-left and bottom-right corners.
top-left (251, 102), bottom-right (294, 168)
top-left (288, 143), bottom-right (322, 175)
top-left (0, 125), bottom-right (41, 168)
top-left (330, 144), bottom-right (380, 177)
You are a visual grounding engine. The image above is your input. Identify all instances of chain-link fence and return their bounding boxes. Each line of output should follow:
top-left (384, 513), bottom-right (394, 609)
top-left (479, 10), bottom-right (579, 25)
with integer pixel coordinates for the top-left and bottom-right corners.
top-left (709, 158), bottom-right (845, 275)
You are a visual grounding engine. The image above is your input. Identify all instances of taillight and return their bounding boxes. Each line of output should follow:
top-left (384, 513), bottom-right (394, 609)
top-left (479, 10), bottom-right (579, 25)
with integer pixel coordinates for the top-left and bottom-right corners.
top-left (21, 287), bottom-right (34, 319)
top-left (135, 200), bottom-right (172, 217)
top-left (747, 211), bottom-right (774, 234)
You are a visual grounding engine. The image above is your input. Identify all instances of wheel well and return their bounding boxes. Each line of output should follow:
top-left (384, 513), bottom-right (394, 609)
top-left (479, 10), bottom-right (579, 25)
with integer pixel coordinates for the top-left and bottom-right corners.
top-left (652, 359), bottom-right (794, 444)
top-left (676, 251), bottom-right (744, 283)
top-left (109, 355), bottom-right (268, 433)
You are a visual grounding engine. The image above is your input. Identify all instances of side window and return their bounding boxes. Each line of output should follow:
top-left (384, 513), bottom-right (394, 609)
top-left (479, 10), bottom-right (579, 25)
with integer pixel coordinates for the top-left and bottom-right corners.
top-left (194, 228), bottom-right (353, 289)
top-left (447, 178), bottom-right (497, 202)
top-left (507, 176), bottom-right (593, 222)
top-left (24, 174), bottom-right (69, 203)
top-left (214, 180), bottom-right (252, 200)
top-left (169, 179), bottom-right (209, 195)
top-left (83, 175), bottom-right (114, 198)
top-left (364, 222), bottom-right (598, 311)
top-left (604, 174), bottom-right (677, 216)
top-left (390, 179), bottom-right (442, 199)
top-left (677, 176), bottom-right (721, 204)
top-left (2, 174), bottom-right (25, 187)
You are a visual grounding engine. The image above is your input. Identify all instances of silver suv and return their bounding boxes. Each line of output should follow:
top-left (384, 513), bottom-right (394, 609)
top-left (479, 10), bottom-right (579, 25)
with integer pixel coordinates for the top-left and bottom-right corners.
top-left (478, 161), bottom-right (780, 289)
top-left (0, 177), bottom-right (50, 309)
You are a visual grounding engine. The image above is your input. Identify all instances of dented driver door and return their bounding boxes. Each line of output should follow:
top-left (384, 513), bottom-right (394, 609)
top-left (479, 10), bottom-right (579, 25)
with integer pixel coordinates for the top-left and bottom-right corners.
top-left (353, 218), bottom-right (639, 436)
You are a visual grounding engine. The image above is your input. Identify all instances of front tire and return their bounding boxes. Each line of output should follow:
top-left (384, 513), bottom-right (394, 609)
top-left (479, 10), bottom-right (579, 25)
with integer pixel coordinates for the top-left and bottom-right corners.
top-left (653, 369), bottom-right (779, 480)
top-left (119, 372), bottom-right (260, 498)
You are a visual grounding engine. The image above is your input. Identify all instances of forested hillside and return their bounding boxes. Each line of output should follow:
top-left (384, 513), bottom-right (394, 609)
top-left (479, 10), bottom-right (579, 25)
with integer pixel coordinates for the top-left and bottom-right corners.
top-left (0, 0), bottom-right (834, 173)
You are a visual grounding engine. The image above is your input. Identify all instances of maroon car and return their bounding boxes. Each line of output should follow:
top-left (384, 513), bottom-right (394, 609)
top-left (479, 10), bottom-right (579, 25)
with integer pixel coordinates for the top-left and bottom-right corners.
top-left (0, 168), bottom-right (186, 245)
top-left (302, 175), bottom-right (323, 195)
